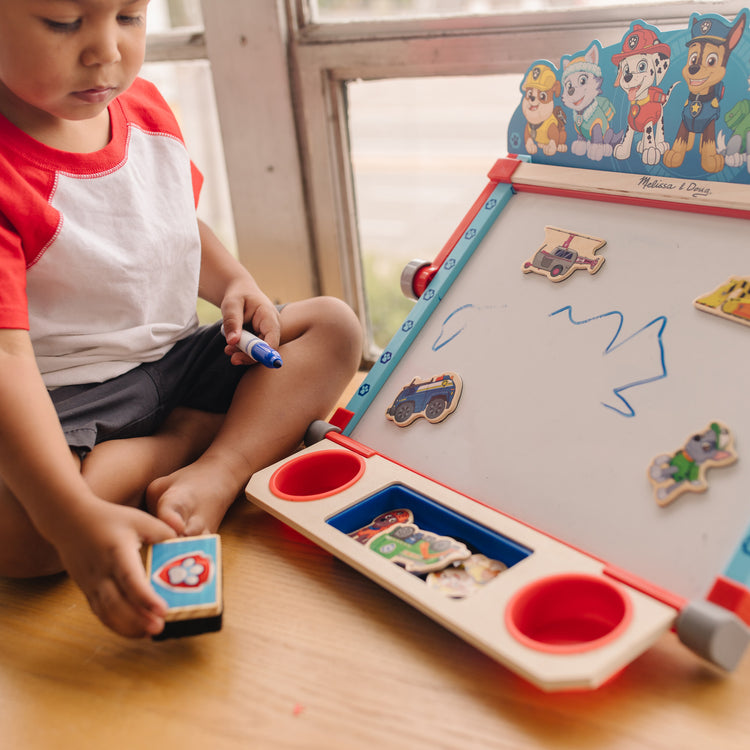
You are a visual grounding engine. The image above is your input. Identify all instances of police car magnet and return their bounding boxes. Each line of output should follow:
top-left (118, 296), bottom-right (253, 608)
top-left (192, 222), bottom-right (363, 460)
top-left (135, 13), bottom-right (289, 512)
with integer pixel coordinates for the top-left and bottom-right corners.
top-left (522, 226), bottom-right (606, 282)
top-left (385, 372), bottom-right (463, 427)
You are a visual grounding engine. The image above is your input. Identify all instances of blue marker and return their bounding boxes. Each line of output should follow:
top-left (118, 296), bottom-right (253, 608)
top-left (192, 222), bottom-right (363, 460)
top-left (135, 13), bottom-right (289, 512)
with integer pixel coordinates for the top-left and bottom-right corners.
top-left (221, 325), bottom-right (283, 369)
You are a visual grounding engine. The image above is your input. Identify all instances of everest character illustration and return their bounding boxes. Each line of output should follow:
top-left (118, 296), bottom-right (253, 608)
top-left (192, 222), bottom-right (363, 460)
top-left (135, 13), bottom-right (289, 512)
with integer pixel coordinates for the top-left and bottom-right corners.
top-left (561, 44), bottom-right (622, 161)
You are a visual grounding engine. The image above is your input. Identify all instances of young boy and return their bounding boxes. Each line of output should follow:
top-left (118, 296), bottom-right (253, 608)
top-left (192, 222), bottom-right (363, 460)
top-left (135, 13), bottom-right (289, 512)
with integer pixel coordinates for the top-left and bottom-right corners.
top-left (0, 1), bottom-right (362, 638)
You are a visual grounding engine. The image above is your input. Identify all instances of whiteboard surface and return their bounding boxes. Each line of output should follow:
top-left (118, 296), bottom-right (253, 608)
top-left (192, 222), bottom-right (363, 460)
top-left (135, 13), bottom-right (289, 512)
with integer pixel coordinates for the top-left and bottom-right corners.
top-left (350, 190), bottom-right (750, 601)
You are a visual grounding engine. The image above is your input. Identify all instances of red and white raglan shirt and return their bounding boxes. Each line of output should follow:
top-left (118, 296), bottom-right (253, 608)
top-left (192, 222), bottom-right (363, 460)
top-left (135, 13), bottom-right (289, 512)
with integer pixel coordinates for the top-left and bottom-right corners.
top-left (0, 77), bottom-right (203, 388)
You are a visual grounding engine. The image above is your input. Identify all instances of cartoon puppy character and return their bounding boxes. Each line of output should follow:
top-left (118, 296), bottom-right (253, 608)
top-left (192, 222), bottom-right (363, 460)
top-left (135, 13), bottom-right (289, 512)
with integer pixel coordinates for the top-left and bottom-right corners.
top-left (723, 98), bottom-right (750, 167)
top-left (648, 422), bottom-right (737, 506)
top-left (664, 12), bottom-right (747, 173)
top-left (611, 25), bottom-right (674, 165)
top-left (561, 44), bottom-right (620, 161)
top-left (521, 63), bottom-right (568, 156)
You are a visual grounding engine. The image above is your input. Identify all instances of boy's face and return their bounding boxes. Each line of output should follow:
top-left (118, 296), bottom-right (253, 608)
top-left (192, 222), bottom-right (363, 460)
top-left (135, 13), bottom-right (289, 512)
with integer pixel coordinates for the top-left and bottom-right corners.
top-left (0, 0), bottom-right (149, 129)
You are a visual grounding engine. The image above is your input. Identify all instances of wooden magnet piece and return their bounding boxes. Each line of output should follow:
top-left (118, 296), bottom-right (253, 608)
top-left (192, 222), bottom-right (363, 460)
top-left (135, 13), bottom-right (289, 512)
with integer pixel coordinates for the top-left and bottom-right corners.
top-left (522, 226), bottom-right (606, 282)
top-left (385, 372), bottom-right (463, 427)
top-left (367, 522), bottom-right (471, 574)
top-left (348, 509), bottom-right (414, 545)
top-left (426, 554), bottom-right (508, 598)
top-left (147, 533), bottom-right (223, 640)
top-left (694, 276), bottom-right (750, 327)
top-left (648, 422), bottom-right (738, 506)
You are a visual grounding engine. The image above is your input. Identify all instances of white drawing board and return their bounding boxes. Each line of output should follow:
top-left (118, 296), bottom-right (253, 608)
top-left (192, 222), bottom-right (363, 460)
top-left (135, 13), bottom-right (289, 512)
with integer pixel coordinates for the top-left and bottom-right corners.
top-left (346, 169), bottom-right (750, 603)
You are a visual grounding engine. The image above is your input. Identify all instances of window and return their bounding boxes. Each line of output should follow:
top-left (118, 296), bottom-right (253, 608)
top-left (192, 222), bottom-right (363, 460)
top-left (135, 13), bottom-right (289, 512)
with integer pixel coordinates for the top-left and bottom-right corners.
top-left (347, 74), bottom-right (518, 346)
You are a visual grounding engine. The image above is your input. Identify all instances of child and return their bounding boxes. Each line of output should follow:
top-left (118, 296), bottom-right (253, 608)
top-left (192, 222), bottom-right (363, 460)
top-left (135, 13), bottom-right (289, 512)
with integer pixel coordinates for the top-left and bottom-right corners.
top-left (0, 1), bottom-right (362, 637)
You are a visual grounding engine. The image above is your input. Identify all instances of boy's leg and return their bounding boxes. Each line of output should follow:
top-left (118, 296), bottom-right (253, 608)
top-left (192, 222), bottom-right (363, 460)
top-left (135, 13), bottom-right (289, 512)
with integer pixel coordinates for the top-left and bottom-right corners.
top-left (147, 296), bottom-right (362, 536)
top-left (79, 407), bottom-right (224, 507)
top-left (0, 408), bottom-right (224, 578)
top-left (0, 470), bottom-right (75, 577)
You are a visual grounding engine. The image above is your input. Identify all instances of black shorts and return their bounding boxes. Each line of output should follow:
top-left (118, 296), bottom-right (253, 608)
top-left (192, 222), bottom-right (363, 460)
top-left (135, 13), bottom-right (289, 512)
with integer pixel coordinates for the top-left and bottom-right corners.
top-left (49, 322), bottom-right (249, 457)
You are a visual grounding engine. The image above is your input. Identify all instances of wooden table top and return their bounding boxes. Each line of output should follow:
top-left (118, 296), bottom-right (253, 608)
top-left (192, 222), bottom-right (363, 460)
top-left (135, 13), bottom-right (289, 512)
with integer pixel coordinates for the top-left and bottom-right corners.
top-left (2, 491), bottom-right (750, 750)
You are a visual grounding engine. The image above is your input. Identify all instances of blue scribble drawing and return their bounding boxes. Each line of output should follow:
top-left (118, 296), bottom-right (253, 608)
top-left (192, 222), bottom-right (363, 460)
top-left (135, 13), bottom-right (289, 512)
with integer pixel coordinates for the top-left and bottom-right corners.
top-left (550, 305), bottom-right (668, 417)
top-left (432, 304), bottom-right (504, 352)
top-left (433, 304), bottom-right (475, 351)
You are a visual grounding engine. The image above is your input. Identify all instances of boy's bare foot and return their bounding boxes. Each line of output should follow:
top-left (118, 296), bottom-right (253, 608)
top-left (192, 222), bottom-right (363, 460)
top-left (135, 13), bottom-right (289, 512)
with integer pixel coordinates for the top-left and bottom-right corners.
top-left (145, 454), bottom-right (245, 536)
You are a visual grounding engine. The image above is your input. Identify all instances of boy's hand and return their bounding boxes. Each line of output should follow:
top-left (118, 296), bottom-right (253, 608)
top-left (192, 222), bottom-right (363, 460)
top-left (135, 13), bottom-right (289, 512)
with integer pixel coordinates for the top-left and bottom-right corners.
top-left (53, 500), bottom-right (177, 638)
top-left (196, 217), bottom-right (281, 362)
top-left (220, 282), bottom-right (281, 366)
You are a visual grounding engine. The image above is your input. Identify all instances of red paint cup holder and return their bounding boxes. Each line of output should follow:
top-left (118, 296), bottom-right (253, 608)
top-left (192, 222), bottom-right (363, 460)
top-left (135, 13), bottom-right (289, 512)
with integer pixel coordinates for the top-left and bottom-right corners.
top-left (269, 449), bottom-right (366, 501)
top-left (505, 573), bottom-right (632, 654)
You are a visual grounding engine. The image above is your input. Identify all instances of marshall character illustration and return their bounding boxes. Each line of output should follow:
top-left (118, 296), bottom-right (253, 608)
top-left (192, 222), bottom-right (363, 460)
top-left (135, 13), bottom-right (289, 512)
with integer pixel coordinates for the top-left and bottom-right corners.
top-left (664, 12), bottom-right (747, 174)
top-left (611, 24), bottom-right (674, 165)
top-left (648, 422), bottom-right (738, 506)
top-left (521, 63), bottom-right (568, 156)
top-left (561, 44), bottom-right (621, 161)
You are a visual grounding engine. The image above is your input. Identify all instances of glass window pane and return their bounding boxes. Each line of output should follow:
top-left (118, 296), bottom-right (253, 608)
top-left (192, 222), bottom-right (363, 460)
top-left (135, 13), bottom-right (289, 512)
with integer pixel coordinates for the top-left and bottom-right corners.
top-left (348, 75), bottom-right (517, 348)
top-left (315, 0), bottom-right (655, 22)
top-left (148, 0), bottom-right (202, 30)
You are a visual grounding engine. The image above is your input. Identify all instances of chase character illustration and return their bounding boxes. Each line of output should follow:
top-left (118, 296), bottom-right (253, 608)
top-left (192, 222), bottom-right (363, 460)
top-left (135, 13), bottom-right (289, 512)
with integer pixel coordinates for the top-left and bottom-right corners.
top-left (521, 63), bottom-right (568, 156)
top-left (611, 25), bottom-right (674, 165)
top-left (664, 12), bottom-right (747, 174)
top-left (648, 422), bottom-right (737, 506)
top-left (561, 44), bottom-right (621, 161)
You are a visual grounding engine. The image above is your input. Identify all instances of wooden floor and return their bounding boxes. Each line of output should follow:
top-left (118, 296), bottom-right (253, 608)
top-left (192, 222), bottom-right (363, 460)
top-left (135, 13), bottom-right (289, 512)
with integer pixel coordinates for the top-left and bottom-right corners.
top-left (3, 373), bottom-right (750, 749)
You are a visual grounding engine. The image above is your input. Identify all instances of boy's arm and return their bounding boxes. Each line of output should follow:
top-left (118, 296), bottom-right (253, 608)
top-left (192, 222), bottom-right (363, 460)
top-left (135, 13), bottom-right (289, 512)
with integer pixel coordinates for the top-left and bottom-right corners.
top-left (0, 329), bottom-right (175, 637)
top-left (196, 219), bottom-right (281, 359)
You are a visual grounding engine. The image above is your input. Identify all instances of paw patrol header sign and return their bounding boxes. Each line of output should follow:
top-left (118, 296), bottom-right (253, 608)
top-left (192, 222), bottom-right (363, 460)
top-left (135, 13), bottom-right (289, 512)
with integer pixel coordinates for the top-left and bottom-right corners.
top-left (507, 10), bottom-right (750, 183)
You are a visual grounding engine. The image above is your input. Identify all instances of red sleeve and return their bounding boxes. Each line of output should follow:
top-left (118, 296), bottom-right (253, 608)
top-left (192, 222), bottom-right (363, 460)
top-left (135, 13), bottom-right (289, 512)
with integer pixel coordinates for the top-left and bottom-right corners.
top-left (0, 215), bottom-right (30, 329)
